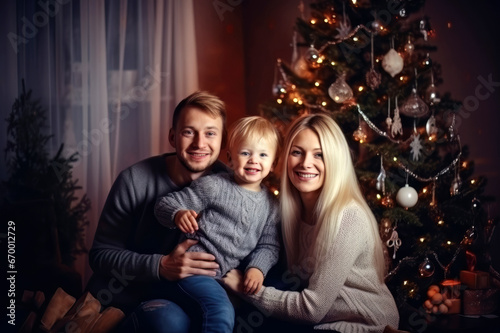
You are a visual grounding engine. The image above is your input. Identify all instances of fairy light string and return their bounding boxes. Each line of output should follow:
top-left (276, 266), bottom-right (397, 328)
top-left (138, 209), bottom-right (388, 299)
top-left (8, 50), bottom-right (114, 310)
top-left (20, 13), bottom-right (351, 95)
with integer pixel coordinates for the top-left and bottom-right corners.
top-left (357, 103), bottom-right (462, 183)
top-left (276, 55), bottom-right (462, 185)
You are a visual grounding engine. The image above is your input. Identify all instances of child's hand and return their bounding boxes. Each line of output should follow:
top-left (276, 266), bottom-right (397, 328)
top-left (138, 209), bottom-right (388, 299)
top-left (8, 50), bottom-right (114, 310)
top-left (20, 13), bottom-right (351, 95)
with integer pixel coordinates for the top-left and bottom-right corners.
top-left (174, 210), bottom-right (199, 233)
top-left (243, 268), bottom-right (264, 295)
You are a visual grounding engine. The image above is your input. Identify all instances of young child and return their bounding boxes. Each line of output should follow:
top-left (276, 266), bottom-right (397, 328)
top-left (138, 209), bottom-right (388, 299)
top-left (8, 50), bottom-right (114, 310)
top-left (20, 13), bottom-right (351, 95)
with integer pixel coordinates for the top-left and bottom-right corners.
top-left (154, 116), bottom-right (281, 333)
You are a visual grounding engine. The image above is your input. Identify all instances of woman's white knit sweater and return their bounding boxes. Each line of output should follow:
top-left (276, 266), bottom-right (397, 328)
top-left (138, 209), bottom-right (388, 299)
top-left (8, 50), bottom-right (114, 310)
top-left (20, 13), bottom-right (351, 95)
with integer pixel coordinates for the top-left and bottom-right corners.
top-left (246, 203), bottom-right (399, 333)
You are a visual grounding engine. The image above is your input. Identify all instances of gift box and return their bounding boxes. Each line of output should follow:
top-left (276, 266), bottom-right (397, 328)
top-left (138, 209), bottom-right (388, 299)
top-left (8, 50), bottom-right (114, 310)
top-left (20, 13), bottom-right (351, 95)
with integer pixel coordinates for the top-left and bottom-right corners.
top-left (462, 289), bottom-right (499, 315)
top-left (460, 270), bottom-right (490, 289)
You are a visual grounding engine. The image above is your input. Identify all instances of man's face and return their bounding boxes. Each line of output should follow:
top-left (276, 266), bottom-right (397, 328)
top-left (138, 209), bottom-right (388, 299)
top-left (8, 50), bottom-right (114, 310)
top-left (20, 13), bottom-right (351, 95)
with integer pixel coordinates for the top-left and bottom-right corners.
top-left (169, 106), bottom-right (224, 174)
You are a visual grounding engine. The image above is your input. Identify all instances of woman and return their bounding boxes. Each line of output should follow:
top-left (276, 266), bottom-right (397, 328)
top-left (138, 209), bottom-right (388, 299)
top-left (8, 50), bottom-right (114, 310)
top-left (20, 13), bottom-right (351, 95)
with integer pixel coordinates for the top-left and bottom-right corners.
top-left (223, 113), bottom-right (399, 333)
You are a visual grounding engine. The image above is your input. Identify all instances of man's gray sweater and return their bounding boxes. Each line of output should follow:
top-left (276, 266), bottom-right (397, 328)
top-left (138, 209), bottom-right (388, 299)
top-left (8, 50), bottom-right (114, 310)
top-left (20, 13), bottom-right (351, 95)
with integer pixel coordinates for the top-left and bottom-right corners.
top-left (155, 173), bottom-right (280, 278)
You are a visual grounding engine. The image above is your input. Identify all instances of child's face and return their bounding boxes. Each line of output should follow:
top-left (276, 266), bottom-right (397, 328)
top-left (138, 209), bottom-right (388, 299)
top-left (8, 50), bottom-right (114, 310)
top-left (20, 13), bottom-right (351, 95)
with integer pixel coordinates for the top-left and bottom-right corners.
top-left (228, 138), bottom-right (276, 191)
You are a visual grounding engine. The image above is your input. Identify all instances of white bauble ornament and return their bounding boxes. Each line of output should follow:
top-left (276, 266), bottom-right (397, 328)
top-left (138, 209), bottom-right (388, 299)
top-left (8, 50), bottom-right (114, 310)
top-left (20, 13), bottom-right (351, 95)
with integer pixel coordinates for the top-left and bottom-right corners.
top-left (382, 49), bottom-right (404, 77)
top-left (396, 184), bottom-right (418, 208)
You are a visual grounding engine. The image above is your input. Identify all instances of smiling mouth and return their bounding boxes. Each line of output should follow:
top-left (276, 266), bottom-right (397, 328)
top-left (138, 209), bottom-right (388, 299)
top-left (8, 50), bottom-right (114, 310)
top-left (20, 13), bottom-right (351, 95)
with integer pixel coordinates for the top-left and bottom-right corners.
top-left (245, 168), bottom-right (260, 172)
top-left (188, 152), bottom-right (210, 161)
top-left (296, 172), bottom-right (317, 179)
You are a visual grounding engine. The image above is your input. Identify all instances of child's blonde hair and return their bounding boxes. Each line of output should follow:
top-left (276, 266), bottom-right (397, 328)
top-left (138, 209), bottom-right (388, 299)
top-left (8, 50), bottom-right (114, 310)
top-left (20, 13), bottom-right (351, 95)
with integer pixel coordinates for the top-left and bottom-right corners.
top-left (227, 116), bottom-right (282, 162)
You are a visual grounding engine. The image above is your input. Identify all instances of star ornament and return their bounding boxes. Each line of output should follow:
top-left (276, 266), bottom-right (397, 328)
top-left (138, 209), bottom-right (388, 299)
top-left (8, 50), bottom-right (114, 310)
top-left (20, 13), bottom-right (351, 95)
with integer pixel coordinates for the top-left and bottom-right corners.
top-left (410, 134), bottom-right (423, 161)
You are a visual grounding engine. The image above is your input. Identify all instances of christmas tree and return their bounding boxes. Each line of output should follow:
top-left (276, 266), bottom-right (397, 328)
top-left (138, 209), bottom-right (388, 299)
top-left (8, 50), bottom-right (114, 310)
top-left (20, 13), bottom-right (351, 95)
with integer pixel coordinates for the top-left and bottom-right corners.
top-left (260, 0), bottom-right (498, 320)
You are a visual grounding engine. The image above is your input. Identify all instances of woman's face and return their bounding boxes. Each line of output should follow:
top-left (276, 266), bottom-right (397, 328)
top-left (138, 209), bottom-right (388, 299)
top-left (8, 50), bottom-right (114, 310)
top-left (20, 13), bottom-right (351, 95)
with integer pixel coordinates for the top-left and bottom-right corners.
top-left (287, 128), bottom-right (325, 198)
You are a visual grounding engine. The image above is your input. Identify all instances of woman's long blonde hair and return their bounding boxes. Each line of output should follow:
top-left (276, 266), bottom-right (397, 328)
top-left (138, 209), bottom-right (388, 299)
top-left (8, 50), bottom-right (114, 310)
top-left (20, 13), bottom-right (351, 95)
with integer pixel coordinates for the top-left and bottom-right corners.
top-left (280, 113), bottom-right (385, 282)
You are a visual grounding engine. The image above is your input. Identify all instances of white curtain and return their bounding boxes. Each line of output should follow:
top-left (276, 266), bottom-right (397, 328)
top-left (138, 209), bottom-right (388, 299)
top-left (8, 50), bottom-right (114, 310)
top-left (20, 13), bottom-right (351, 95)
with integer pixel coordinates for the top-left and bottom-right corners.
top-left (4, 0), bottom-right (199, 286)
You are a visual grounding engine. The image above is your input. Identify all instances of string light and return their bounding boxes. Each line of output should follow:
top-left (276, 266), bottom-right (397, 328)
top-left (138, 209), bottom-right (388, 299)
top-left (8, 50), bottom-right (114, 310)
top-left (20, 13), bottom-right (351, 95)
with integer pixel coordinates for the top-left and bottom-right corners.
top-left (274, 59), bottom-right (462, 188)
top-left (355, 104), bottom-right (462, 182)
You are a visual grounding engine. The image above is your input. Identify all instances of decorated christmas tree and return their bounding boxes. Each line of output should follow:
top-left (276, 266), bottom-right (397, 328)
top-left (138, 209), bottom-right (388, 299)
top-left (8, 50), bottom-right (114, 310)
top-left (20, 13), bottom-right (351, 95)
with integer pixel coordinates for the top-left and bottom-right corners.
top-left (260, 0), bottom-right (499, 320)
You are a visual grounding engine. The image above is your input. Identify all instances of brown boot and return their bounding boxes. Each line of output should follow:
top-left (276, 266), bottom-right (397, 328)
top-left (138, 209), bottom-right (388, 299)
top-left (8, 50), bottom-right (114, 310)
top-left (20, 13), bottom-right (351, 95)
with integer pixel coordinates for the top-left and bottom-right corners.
top-left (39, 288), bottom-right (76, 332)
top-left (49, 292), bottom-right (101, 333)
top-left (87, 307), bottom-right (125, 333)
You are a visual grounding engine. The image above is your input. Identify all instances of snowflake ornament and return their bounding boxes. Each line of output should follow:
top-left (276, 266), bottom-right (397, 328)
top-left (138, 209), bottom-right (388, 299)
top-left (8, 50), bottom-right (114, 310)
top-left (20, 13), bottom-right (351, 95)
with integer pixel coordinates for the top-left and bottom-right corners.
top-left (410, 134), bottom-right (423, 161)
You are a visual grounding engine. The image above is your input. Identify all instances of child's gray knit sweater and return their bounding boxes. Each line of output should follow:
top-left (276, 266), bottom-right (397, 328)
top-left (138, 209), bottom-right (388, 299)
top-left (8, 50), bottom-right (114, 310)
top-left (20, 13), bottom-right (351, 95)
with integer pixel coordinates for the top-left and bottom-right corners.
top-left (154, 173), bottom-right (280, 278)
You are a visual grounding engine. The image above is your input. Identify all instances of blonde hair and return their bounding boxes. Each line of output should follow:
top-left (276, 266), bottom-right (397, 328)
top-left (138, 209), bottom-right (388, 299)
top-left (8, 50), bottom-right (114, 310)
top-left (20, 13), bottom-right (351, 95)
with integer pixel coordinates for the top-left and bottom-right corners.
top-left (280, 113), bottom-right (385, 282)
top-left (227, 116), bottom-right (282, 162)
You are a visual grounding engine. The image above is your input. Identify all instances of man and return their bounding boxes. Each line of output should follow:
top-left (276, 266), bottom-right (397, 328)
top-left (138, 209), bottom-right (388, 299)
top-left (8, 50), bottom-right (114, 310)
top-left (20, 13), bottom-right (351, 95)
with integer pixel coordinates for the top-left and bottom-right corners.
top-left (87, 91), bottom-right (228, 332)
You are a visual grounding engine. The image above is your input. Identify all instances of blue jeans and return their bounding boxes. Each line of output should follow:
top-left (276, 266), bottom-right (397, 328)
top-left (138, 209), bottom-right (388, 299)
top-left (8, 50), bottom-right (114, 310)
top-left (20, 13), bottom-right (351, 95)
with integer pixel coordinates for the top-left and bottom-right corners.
top-left (119, 299), bottom-right (190, 333)
top-left (120, 276), bottom-right (235, 333)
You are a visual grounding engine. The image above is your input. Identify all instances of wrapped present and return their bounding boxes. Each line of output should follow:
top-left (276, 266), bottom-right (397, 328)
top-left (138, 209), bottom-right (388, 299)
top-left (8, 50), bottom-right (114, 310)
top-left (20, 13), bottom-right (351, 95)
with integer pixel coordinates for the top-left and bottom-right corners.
top-left (460, 270), bottom-right (490, 289)
top-left (462, 289), bottom-right (499, 315)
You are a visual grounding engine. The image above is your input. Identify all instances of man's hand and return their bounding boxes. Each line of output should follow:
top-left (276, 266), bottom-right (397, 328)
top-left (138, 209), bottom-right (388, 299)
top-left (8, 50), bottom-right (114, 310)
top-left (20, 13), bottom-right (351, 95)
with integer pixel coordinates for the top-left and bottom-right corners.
top-left (175, 210), bottom-right (199, 233)
top-left (159, 239), bottom-right (218, 281)
top-left (243, 268), bottom-right (264, 294)
top-left (222, 269), bottom-right (245, 294)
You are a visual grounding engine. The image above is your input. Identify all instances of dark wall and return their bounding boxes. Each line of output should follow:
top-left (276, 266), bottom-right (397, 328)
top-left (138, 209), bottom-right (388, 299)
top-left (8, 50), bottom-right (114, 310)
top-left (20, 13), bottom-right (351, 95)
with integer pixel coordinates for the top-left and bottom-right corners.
top-left (193, 0), bottom-right (247, 162)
